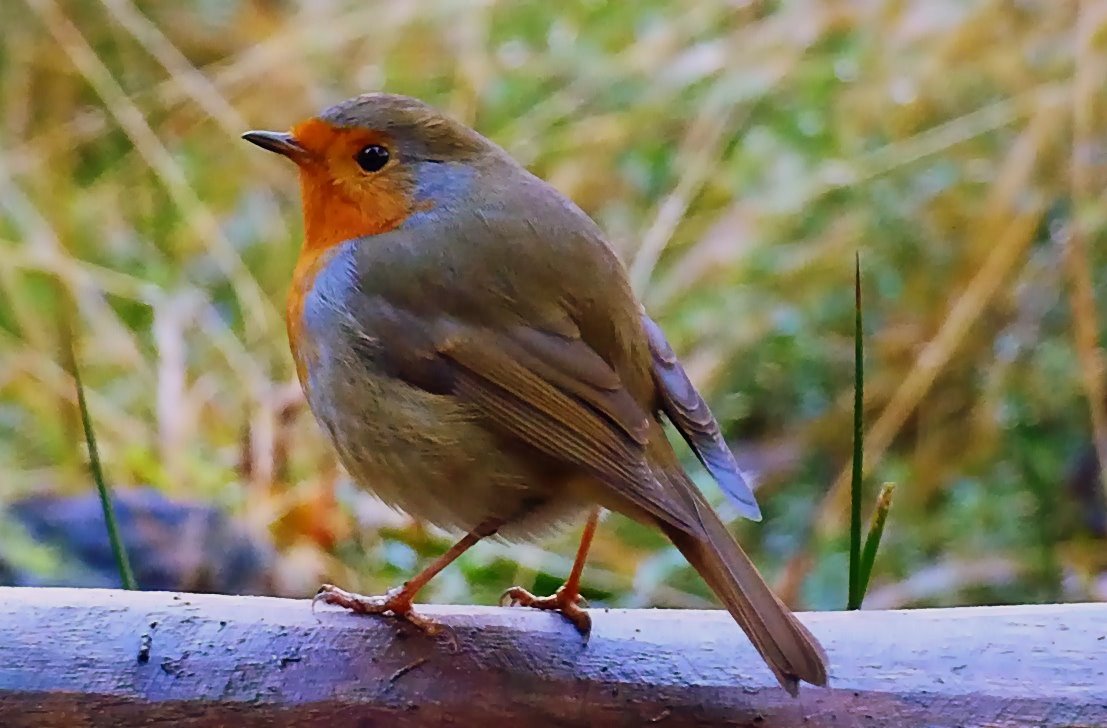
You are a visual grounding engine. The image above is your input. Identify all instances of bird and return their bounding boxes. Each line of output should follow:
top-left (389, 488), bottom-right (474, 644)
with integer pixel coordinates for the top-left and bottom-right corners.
top-left (242, 92), bottom-right (828, 694)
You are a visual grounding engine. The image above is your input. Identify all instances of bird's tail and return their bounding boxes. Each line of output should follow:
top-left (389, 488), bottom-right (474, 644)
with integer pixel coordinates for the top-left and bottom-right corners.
top-left (656, 472), bottom-right (828, 694)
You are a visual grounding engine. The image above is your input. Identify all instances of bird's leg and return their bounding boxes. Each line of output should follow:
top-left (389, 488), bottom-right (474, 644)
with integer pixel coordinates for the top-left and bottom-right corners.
top-left (315, 518), bottom-right (501, 638)
top-left (501, 507), bottom-right (600, 637)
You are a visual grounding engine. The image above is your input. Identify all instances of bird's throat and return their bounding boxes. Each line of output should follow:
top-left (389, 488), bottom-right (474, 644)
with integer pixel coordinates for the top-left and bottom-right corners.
top-left (287, 169), bottom-right (409, 388)
top-left (297, 170), bottom-right (401, 252)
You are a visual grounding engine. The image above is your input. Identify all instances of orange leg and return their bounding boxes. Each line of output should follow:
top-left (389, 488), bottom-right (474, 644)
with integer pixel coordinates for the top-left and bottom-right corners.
top-left (501, 507), bottom-right (600, 637)
top-left (315, 518), bottom-right (500, 638)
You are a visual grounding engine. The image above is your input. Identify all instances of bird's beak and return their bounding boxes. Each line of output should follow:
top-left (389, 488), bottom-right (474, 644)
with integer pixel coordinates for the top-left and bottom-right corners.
top-left (241, 130), bottom-right (309, 164)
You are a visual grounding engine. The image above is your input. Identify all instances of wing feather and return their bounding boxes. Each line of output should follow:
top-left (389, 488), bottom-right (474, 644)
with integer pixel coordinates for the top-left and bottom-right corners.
top-left (642, 314), bottom-right (761, 521)
top-left (344, 296), bottom-right (702, 535)
top-left (442, 329), bottom-right (700, 534)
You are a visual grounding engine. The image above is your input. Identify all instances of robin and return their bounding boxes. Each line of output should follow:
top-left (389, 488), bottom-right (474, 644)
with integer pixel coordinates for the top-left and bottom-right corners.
top-left (243, 93), bottom-right (827, 694)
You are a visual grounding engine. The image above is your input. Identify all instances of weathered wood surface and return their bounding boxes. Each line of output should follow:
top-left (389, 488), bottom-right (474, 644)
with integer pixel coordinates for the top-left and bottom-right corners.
top-left (0, 588), bottom-right (1103, 727)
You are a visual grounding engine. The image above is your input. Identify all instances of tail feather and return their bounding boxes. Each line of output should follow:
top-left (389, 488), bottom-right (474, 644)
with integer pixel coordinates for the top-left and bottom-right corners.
top-left (656, 473), bottom-right (828, 694)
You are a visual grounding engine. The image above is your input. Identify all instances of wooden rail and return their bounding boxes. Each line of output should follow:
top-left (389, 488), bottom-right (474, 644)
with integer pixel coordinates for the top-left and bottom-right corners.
top-left (0, 587), bottom-right (1103, 726)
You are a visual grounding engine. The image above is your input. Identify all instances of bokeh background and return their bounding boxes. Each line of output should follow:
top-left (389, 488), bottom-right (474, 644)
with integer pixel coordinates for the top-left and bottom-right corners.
top-left (2, 0), bottom-right (1106, 611)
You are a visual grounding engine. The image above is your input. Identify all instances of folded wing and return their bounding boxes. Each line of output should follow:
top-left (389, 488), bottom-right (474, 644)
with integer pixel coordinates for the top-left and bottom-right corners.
top-left (641, 314), bottom-right (761, 521)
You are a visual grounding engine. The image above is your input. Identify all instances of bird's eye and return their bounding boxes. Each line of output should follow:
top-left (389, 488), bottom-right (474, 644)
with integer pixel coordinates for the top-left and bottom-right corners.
top-left (355, 144), bottom-right (390, 173)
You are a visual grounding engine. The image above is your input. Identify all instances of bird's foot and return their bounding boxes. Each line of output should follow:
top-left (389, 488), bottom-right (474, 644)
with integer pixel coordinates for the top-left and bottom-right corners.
top-left (313, 583), bottom-right (453, 646)
top-left (500, 584), bottom-right (592, 637)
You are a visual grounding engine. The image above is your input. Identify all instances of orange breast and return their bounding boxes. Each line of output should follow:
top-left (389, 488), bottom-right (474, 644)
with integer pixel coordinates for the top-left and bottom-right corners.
top-left (286, 246), bottom-right (334, 388)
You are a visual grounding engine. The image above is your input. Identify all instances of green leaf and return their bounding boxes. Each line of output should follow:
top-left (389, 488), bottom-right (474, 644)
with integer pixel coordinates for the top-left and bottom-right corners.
top-left (65, 330), bottom-right (138, 591)
top-left (856, 483), bottom-right (896, 604)
top-left (848, 252), bottom-right (864, 610)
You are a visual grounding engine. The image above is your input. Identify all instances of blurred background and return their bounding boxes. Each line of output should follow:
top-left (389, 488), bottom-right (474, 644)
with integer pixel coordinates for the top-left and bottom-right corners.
top-left (2, 0), bottom-right (1106, 611)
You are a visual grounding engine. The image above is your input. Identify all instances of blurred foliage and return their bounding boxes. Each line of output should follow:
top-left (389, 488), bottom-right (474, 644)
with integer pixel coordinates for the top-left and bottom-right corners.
top-left (0, 488), bottom-right (275, 593)
top-left (1, 0), bottom-right (1107, 610)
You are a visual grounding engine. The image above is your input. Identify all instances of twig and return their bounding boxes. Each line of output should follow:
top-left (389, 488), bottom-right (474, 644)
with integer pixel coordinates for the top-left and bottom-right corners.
top-left (388, 656), bottom-right (429, 684)
top-left (23, 0), bottom-right (279, 343)
top-left (1064, 0), bottom-right (1107, 506)
top-left (811, 102), bottom-right (1065, 539)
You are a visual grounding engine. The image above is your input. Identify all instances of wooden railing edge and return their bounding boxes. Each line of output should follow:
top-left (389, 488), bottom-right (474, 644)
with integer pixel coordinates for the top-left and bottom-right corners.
top-left (0, 587), bottom-right (1104, 727)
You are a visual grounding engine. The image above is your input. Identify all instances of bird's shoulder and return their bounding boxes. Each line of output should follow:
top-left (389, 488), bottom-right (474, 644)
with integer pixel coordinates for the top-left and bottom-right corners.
top-left (333, 165), bottom-right (652, 389)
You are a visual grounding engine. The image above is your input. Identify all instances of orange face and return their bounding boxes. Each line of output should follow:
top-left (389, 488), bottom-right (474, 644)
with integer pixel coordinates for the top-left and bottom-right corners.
top-left (289, 117), bottom-right (416, 251)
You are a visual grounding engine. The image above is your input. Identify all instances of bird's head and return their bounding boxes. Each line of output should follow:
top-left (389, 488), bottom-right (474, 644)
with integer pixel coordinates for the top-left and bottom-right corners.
top-left (243, 93), bottom-right (491, 250)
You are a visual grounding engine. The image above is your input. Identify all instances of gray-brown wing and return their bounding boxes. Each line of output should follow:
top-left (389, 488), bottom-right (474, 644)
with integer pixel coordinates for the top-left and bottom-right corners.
top-left (641, 315), bottom-right (761, 521)
top-left (345, 297), bottom-right (703, 535)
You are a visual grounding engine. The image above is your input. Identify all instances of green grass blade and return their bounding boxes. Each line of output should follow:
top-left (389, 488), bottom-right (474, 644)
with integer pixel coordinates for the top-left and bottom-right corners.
top-left (856, 482), bottom-right (896, 604)
top-left (68, 339), bottom-right (138, 591)
top-left (848, 252), bottom-right (864, 610)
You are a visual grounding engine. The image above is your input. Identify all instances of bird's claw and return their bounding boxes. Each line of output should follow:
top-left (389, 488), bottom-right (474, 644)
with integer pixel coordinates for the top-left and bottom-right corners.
top-left (500, 584), bottom-right (592, 638)
top-left (313, 583), bottom-right (457, 650)
top-left (313, 583), bottom-right (402, 615)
